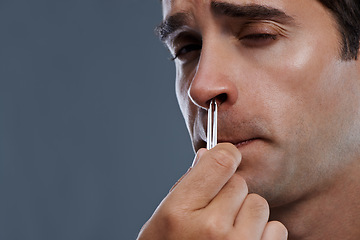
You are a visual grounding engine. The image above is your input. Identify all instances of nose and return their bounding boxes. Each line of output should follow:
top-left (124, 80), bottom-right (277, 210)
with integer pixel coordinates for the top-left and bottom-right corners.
top-left (188, 41), bottom-right (239, 110)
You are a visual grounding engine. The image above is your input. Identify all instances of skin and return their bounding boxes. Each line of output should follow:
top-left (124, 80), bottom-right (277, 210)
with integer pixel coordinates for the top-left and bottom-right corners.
top-left (138, 0), bottom-right (360, 239)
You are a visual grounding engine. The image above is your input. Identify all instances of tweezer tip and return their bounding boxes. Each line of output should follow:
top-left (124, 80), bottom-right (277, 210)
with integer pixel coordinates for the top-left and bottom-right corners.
top-left (208, 99), bottom-right (215, 109)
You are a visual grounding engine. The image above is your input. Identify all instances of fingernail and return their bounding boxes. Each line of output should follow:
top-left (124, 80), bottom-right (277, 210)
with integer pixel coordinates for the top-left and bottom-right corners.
top-left (192, 148), bottom-right (206, 167)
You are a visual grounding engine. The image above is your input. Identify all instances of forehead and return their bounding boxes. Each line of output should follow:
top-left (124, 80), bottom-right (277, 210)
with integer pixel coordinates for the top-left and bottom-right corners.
top-left (161, 0), bottom-right (337, 26)
top-left (162, 0), bottom-right (289, 18)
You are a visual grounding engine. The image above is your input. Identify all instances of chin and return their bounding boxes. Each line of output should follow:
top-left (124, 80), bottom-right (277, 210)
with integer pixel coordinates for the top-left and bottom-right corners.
top-left (239, 171), bottom-right (291, 207)
top-left (235, 150), bottom-right (296, 208)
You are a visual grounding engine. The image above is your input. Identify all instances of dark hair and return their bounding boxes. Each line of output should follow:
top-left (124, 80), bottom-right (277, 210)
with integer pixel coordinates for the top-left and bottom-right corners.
top-left (317, 0), bottom-right (360, 60)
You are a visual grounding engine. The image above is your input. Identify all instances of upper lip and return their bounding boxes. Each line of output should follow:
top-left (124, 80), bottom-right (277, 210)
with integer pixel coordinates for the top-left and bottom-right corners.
top-left (203, 124), bottom-right (266, 146)
top-left (194, 109), bottom-right (270, 150)
top-left (201, 121), bottom-right (270, 148)
top-left (211, 123), bottom-right (265, 144)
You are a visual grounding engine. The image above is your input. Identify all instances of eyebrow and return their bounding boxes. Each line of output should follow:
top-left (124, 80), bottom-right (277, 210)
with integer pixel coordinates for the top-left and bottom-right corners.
top-left (210, 2), bottom-right (295, 22)
top-left (155, 12), bottom-right (193, 42)
top-left (156, 1), bottom-right (296, 42)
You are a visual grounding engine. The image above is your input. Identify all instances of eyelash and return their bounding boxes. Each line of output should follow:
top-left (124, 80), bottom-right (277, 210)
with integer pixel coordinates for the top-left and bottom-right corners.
top-left (171, 33), bottom-right (278, 61)
top-left (241, 33), bottom-right (278, 41)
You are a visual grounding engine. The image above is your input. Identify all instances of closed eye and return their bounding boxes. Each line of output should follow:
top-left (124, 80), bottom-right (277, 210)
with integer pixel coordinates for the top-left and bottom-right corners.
top-left (240, 33), bottom-right (278, 47)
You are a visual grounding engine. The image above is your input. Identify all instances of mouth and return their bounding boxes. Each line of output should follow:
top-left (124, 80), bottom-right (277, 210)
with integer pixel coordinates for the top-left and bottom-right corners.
top-left (193, 114), bottom-right (271, 152)
top-left (235, 138), bottom-right (259, 148)
top-left (215, 138), bottom-right (262, 149)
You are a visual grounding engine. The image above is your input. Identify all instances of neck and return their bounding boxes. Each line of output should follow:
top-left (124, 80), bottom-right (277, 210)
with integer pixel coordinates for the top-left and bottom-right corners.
top-left (270, 161), bottom-right (360, 240)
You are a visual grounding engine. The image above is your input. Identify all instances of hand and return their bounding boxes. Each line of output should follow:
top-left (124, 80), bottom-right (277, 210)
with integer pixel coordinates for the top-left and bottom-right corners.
top-left (137, 143), bottom-right (288, 240)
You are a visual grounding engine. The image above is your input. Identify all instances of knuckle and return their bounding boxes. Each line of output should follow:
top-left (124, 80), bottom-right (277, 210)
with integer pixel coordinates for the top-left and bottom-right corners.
top-left (231, 174), bottom-right (248, 192)
top-left (202, 216), bottom-right (230, 239)
top-left (246, 194), bottom-right (270, 219)
top-left (225, 174), bottom-right (249, 195)
top-left (158, 205), bottom-right (184, 232)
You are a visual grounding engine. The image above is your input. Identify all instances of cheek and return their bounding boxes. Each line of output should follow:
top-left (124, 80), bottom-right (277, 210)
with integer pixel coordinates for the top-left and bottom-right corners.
top-left (263, 39), bottom-right (333, 92)
top-left (175, 66), bottom-right (199, 140)
top-left (175, 66), bottom-right (193, 118)
top-left (175, 68), bottom-right (185, 113)
top-left (256, 38), bottom-right (360, 171)
top-left (255, 33), bottom-right (340, 116)
top-left (244, 33), bottom-right (346, 154)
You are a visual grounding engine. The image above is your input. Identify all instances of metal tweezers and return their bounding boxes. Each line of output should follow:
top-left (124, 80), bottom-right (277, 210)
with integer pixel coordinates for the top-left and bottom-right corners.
top-left (207, 99), bottom-right (218, 150)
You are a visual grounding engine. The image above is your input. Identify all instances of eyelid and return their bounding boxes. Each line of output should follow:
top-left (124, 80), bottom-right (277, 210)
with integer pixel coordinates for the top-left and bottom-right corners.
top-left (168, 31), bottom-right (202, 60)
top-left (167, 29), bottom-right (201, 48)
top-left (171, 43), bottom-right (202, 61)
top-left (238, 20), bottom-right (289, 38)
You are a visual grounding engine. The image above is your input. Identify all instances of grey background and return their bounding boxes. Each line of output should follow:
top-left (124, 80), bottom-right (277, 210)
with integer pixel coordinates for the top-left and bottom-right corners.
top-left (0, 1), bottom-right (194, 239)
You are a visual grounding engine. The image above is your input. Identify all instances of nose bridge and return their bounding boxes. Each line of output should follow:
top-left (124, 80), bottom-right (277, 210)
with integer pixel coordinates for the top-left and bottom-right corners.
top-left (188, 37), bottom-right (238, 109)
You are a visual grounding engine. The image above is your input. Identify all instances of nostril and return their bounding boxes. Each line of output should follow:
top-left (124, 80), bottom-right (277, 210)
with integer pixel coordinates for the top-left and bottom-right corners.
top-left (216, 93), bottom-right (227, 105)
top-left (205, 93), bottom-right (228, 108)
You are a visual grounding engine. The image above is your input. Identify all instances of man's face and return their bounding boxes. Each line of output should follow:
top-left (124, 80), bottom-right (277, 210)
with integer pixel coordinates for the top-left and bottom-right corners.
top-left (161, 0), bottom-right (360, 207)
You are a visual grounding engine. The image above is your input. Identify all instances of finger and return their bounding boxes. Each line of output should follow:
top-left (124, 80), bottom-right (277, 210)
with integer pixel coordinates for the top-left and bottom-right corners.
top-left (170, 143), bottom-right (242, 209)
top-left (233, 194), bottom-right (270, 239)
top-left (206, 173), bottom-right (248, 226)
top-left (261, 221), bottom-right (288, 240)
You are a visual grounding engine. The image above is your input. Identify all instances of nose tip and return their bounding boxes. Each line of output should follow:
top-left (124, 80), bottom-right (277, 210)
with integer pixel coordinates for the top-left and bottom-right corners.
top-left (189, 90), bottom-right (228, 110)
top-left (188, 72), bottom-right (238, 110)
